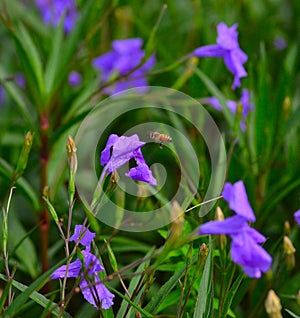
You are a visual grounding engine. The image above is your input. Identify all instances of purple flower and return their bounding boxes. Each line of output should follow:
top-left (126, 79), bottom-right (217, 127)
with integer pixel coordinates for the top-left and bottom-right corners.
top-left (199, 181), bottom-right (272, 278)
top-left (68, 71), bottom-right (82, 87)
top-left (194, 22), bottom-right (248, 89)
top-left (92, 38), bottom-right (155, 95)
top-left (274, 36), bottom-right (287, 50)
top-left (222, 181), bottom-right (256, 222)
top-left (200, 89), bottom-right (254, 131)
top-left (15, 73), bottom-right (26, 89)
top-left (70, 225), bottom-right (95, 251)
top-left (35, 0), bottom-right (78, 33)
top-left (294, 210), bottom-right (300, 226)
top-left (51, 225), bottom-right (115, 309)
top-left (101, 134), bottom-right (157, 186)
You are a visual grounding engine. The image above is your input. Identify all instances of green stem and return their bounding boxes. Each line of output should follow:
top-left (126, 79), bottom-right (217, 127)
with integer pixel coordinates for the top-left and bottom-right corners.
top-left (39, 113), bottom-right (50, 277)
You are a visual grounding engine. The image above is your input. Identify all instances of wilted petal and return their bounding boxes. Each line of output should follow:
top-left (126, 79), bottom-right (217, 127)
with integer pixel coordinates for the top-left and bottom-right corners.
top-left (70, 225), bottom-right (96, 248)
top-left (222, 181), bottom-right (256, 222)
top-left (50, 258), bottom-right (82, 279)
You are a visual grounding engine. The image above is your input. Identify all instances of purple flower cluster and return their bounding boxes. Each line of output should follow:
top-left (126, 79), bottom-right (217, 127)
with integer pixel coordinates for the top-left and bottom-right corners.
top-left (92, 38), bottom-right (155, 95)
top-left (200, 89), bottom-right (254, 131)
top-left (199, 181), bottom-right (272, 278)
top-left (194, 22), bottom-right (248, 89)
top-left (101, 134), bottom-right (157, 186)
top-left (51, 225), bottom-right (114, 309)
top-left (35, 0), bottom-right (78, 33)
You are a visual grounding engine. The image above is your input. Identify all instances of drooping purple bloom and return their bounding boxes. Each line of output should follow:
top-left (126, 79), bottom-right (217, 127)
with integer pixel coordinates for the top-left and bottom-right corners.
top-left (35, 0), bottom-right (78, 33)
top-left (101, 134), bottom-right (157, 186)
top-left (68, 71), bottom-right (82, 87)
top-left (294, 210), bottom-right (300, 226)
top-left (199, 181), bottom-right (272, 278)
top-left (200, 89), bottom-right (254, 131)
top-left (194, 22), bottom-right (248, 89)
top-left (51, 225), bottom-right (115, 309)
top-left (92, 38), bottom-right (155, 95)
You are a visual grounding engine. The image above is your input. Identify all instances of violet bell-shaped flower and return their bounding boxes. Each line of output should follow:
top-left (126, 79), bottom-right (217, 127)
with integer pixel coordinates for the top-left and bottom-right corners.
top-left (50, 225), bottom-right (114, 309)
top-left (35, 0), bottom-right (78, 33)
top-left (92, 38), bottom-right (155, 95)
top-left (199, 181), bottom-right (272, 278)
top-left (194, 22), bottom-right (248, 89)
top-left (101, 134), bottom-right (157, 186)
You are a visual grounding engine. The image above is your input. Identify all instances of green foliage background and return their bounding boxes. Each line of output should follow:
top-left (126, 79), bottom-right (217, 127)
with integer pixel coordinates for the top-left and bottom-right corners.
top-left (0, 0), bottom-right (300, 317)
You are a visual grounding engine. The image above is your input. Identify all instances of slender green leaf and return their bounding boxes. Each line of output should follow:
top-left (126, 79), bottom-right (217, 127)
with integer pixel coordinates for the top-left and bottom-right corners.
top-left (144, 259), bottom-right (192, 313)
top-left (13, 24), bottom-right (45, 100)
top-left (44, 18), bottom-right (64, 99)
top-left (116, 248), bottom-right (155, 318)
top-left (0, 66), bottom-right (36, 128)
top-left (285, 309), bottom-right (300, 318)
top-left (8, 216), bottom-right (39, 278)
top-left (220, 272), bottom-right (245, 318)
top-left (0, 158), bottom-right (40, 211)
top-left (0, 273), bottom-right (71, 318)
top-left (193, 236), bottom-right (213, 318)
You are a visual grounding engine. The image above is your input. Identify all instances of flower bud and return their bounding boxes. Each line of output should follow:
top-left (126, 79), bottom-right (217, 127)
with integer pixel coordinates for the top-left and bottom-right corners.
top-left (66, 136), bottom-right (77, 202)
top-left (284, 221), bottom-right (290, 236)
top-left (283, 236), bottom-right (296, 270)
top-left (265, 290), bottom-right (282, 318)
top-left (66, 135), bottom-right (77, 175)
top-left (197, 243), bottom-right (209, 269)
top-left (215, 207), bottom-right (227, 250)
top-left (15, 131), bottom-right (34, 180)
top-left (282, 96), bottom-right (291, 120)
top-left (167, 201), bottom-right (184, 245)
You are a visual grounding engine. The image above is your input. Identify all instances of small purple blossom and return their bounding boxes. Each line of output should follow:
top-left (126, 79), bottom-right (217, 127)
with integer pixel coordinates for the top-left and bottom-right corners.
top-left (101, 134), bottom-right (157, 186)
top-left (51, 225), bottom-right (114, 309)
top-left (15, 73), bottom-right (26, 89)
top-left (200, 89), bottom-right (254, 131)
top-left (35, 0), bottom-right (78, 33)
top-left (199, 181), bottom-right (272, 278)
top-left (274, 36), bottom-right (287, 50)
top-left (68, 71), bottom-right (82, 87)
top-left (294, 210), bottom-right (300, 226)
top-left (194, 22), bottom-right (248, 89)
top-left (92, 38), bottom-right (155, 95)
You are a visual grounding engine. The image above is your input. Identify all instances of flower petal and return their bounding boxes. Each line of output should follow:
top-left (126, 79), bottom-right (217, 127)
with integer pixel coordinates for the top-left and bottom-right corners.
top-left (199, 215), bottom-right (247, 236)
top-left (222, 181), bottom-right (256, 222)
top-left (70, 225), bottom-right (96, 248)
top-left (194, 44), bottom-right (226, 58)
top-left (79, 276), bottom-right (114, 309)
top-left (294, 209), bottom-right (300, 226)
top-left (50, 258), bottom-right (82, 279)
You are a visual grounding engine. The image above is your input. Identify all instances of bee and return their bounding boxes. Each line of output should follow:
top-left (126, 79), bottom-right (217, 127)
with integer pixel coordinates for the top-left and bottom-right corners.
top-left (149, 131), bottom-right (172, 148)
